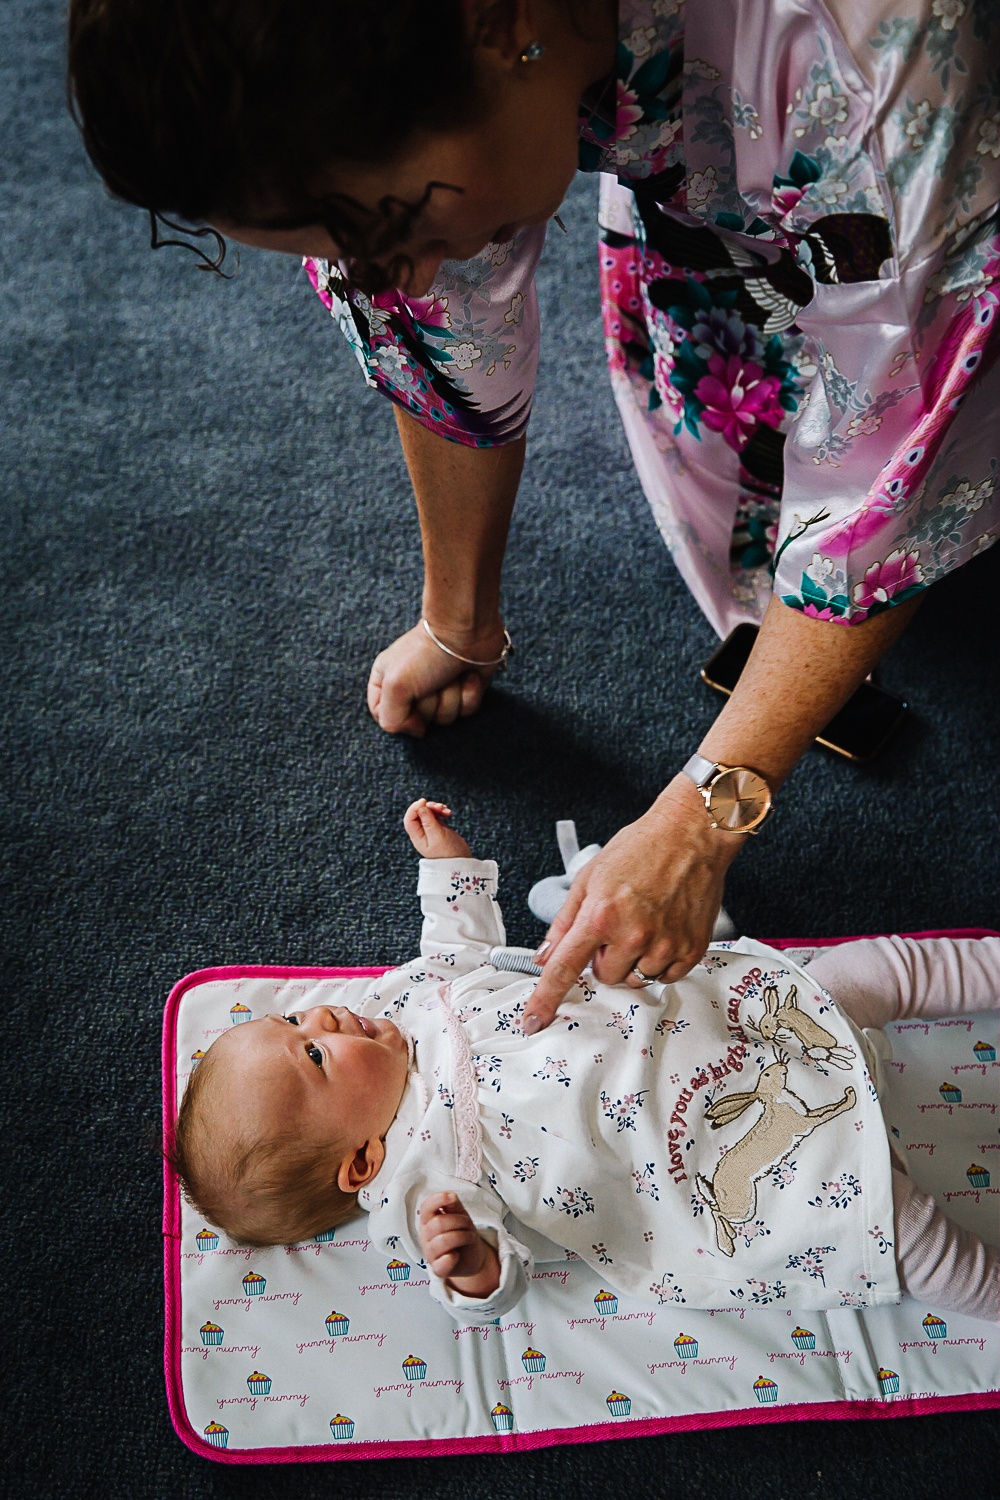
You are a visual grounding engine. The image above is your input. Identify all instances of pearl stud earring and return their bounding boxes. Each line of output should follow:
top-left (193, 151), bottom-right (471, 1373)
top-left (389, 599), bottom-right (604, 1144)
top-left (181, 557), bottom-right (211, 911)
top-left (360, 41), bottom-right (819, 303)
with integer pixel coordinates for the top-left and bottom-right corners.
top-left (520, 41), bottom-right (545, 62)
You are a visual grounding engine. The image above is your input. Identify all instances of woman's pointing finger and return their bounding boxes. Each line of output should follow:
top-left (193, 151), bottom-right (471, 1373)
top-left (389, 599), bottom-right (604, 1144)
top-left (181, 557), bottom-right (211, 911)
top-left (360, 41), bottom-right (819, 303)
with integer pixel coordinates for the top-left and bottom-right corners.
top-left (521, 922), bottom-right (600, 1034)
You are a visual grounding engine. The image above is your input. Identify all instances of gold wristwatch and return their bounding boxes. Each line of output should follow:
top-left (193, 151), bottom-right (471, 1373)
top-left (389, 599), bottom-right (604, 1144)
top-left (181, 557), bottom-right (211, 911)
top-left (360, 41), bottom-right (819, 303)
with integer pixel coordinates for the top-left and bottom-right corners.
top-left (681, 753), bottom-right (773, 834)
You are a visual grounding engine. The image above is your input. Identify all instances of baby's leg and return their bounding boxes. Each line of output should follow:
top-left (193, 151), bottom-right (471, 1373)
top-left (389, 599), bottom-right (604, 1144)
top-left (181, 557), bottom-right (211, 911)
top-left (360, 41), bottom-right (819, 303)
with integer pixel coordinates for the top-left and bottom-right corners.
top-left (807, 936), bottom-right (999, 1031)
top-left (893, 1168), bottom-right (998, 1322)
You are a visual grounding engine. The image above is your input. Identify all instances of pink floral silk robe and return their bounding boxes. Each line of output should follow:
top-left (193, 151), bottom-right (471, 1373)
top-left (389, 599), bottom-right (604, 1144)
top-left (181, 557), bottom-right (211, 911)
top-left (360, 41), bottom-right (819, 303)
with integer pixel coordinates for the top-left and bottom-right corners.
top-left (305, 0), bottom-right (999, 637)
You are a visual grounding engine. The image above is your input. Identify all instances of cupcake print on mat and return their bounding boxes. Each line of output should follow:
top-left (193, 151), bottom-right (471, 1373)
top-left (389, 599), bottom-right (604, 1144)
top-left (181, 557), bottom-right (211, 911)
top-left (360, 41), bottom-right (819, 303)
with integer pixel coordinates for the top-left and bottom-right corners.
top-left (330, 1414), bottom-right (355, 1440)
top-left (939, 1082), bottom-right (961, 1104)
top-left (242, 1271), bottom-right (266, 1296)
top-left (195, 1228), bottom-right (219, 1252)
top-left (967, 1163), bottom-right (990, 1188)
top-left (594, 1289), bottom-right (618, 1315)
top-left (402, 1355), bottom-right (427, 1381)
top-left (325, 1311), bottom-right (350, 1337)
top-left (203, 1421), bottom-right (229, 1449)
top-left (491, 1402), bottom-right (515, 1433)
top-left (674, 1333), bottom-right (698, 1359)
top-left (792, 1327), bottom-right (815, 1351)
top-left (200, 1321), bottom-right (224, 1346)
top-left (191, 1050), bottom-right (205, 1068)
top-left (606, 1391), bottom-right (631, 1416)
top-left (878, 1368), bottom-right (900, 1396)
top-left (522, 1348), bottom-right (546, 1373)
top-left (923, 1314), bottom-right (947, 1340)
top-left (387, 1259), bottom-right (410, 1282)
top-left (315, 1228), bottom-right (337, 1243)
top-left (230, 1002), bottom-right (251, 1026)
top-left (973, 1040), bottom-right (996, 1062)
top-left (247, 1371), bottom-right (271, 1395)
top-left (753, 1376), bottom-right (778, 1405)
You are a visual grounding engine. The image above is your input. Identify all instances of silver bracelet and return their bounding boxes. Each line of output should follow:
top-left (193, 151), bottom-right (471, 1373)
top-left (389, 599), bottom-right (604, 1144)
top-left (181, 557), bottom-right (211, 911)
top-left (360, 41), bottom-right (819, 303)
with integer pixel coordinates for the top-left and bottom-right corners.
top-left (421, 618), bottom-right (514, 671)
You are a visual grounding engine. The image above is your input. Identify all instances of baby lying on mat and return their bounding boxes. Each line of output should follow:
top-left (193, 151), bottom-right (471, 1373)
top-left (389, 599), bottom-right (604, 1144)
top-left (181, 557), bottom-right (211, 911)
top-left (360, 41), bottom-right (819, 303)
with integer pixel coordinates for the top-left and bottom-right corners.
top-left (170, 800), bottom-right (998, 1323)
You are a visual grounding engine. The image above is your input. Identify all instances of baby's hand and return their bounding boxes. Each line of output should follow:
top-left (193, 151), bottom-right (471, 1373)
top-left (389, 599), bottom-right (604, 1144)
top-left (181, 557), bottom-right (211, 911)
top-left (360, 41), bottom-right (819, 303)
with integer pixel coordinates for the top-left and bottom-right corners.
top-left (404, 798), bottom-right (472, 859)
top-left (418, 1192), bottom-right (501, 1299)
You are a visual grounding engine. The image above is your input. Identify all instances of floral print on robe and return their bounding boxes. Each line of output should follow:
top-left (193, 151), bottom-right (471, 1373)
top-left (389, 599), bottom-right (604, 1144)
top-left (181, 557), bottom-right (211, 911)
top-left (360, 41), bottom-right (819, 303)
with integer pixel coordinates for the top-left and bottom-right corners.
top-left (305, 0), bottom-right (999, 636)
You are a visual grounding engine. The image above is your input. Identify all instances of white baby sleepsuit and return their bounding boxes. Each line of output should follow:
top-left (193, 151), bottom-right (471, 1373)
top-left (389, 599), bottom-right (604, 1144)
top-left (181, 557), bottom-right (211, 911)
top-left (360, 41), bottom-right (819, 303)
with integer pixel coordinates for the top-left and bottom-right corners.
top-left (343, 859), bottom-right (905, 1323)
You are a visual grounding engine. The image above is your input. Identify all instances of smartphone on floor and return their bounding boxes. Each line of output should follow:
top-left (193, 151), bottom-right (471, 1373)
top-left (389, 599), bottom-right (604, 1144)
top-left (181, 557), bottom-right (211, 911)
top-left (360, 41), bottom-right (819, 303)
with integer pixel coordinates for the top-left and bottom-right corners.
top-left (701, 623), bottom-right (910, 763)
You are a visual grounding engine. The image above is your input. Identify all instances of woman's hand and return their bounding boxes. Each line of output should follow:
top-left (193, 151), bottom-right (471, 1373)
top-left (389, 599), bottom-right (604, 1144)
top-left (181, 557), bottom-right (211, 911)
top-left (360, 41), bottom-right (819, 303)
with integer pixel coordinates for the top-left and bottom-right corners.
top-left (521, 592), bottom-right (925, 1034)
top-left (522, 773), bottom-right (742, 1033)
top-left (403, 798), bottom-right (472, 859)
top-left (418, 1191), bottom-right (502, 1298)
top-left (368, 620), bottom-right (504, 737)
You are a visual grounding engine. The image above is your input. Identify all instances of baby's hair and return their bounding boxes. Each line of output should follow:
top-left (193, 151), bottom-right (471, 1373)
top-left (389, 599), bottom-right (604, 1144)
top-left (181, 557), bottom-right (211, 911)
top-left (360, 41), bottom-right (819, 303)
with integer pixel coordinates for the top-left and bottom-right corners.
top-left (166, 1045), bottom-right (359, 1248)
top-left (66, 0), bottom-right (489, 291)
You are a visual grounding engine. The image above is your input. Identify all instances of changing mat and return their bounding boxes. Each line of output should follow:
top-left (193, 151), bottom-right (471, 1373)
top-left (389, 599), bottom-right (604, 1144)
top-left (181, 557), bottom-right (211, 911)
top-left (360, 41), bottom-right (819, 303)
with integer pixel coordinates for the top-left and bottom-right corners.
top-left (162, 932), bottom-right (1000, 1464)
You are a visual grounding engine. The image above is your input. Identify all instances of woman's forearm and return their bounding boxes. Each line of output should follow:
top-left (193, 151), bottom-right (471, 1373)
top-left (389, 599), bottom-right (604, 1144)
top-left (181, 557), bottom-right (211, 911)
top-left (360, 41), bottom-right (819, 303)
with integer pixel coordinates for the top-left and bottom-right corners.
top-left (394, 407), bottom-right (524, 647)
top-left (366, 411), bottom-right (526, 735)
top-left (697, 592), bottom-right (923, 790)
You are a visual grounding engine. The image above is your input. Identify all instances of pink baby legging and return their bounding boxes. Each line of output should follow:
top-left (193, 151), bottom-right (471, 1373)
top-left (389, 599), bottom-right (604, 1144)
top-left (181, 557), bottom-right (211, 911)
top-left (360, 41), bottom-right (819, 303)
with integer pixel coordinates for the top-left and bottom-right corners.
top-left (808, 936), bottom-right (998, 1323)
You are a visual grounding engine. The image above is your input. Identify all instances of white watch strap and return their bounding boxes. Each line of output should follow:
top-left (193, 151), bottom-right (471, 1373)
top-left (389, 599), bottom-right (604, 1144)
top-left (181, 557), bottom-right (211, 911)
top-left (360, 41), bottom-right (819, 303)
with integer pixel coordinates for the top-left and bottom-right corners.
top-left (682, 753), bottom-right (717, 788)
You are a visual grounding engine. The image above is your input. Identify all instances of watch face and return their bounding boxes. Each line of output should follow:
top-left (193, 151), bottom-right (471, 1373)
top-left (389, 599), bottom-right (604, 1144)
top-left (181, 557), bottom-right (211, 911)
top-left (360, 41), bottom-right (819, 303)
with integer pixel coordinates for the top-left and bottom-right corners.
top-left (707, 767), bottom-right (771, 830)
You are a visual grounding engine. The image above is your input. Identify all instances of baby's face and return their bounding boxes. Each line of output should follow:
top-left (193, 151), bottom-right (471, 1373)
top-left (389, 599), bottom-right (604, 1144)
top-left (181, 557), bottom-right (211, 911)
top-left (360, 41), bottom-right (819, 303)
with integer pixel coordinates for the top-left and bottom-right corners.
top-left (210, 1004), bottom-right (410, 1159)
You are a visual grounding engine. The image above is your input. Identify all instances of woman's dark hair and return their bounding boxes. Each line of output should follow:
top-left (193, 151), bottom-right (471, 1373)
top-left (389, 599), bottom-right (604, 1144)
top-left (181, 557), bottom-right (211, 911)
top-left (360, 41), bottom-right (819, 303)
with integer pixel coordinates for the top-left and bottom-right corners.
top-left (67, 1), bottom-right (493, 287)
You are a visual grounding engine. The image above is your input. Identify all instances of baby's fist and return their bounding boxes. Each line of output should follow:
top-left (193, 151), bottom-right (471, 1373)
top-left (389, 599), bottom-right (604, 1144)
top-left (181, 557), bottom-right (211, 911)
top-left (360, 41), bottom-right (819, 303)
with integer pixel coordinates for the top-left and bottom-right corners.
top-left (418, 1192), bottom-right (502, 1299)
top-left (404, 799), bottom-right (472, 859)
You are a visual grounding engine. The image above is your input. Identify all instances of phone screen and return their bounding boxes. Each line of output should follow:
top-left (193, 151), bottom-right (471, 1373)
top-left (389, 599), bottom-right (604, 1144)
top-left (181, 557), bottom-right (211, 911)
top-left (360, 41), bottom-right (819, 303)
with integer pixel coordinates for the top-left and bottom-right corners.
top-left (702, 624), bottom-right (909, 762)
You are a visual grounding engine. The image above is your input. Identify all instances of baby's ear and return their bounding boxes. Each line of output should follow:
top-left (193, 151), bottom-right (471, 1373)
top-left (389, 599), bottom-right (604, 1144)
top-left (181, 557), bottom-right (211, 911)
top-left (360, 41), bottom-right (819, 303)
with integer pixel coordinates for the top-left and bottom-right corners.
top-left (337, 1139), bottom-right (386, 1193)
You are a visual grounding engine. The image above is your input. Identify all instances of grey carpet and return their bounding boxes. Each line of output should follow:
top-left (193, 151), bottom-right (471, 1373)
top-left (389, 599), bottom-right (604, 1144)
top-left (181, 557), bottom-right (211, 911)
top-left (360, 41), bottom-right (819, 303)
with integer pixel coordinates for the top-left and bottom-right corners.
top-left (2, 4), bottom-right (997, 1496)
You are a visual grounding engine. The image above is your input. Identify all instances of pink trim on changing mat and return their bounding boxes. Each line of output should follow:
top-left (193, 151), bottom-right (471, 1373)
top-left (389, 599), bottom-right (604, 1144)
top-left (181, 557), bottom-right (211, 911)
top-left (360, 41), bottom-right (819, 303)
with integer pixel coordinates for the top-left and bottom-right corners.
top-left (168, 1389), bottom-right (1000, 1466)
top-left (161, 942), bottom-right (999, 1465)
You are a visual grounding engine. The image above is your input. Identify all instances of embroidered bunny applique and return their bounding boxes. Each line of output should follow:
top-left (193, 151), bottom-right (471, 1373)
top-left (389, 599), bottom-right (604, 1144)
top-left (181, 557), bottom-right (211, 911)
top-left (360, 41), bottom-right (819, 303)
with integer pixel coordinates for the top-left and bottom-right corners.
top-left (695, 1052), bottom-right (856, 1258)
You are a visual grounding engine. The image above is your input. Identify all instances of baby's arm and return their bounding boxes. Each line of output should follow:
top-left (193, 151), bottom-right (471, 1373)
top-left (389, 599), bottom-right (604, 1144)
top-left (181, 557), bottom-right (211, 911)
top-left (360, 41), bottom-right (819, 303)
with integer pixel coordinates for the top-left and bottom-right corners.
top-left (369, 1170), bottom-right (531, 1324)
top-left (404, 798), bottom-right (472, 859)
top-left (418, 1191), bottom-right (501, 1300)
top-left (808, 935), bottom-right (999, 1031)
top-left (404, 800), bottom-right (507, 971)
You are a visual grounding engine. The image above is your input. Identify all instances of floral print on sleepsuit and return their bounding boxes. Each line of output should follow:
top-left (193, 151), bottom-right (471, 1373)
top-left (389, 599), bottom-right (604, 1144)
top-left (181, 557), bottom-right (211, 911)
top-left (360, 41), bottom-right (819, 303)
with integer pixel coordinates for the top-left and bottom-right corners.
top-left (305, 1), bottom-right (998, 638)
top-left (323, 859), bottom-right (898, 1323)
